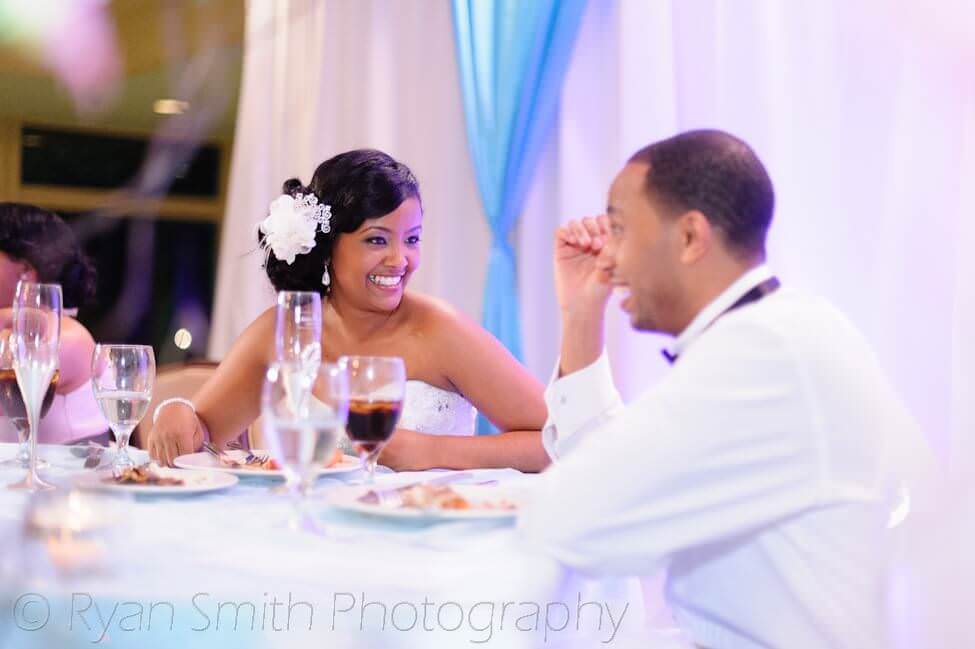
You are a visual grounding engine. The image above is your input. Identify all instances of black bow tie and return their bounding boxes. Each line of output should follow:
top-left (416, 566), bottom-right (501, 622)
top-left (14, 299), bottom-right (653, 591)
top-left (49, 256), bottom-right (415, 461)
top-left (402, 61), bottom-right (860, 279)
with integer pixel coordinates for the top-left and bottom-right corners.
top-left (662, 276), bottom-right (781, 365)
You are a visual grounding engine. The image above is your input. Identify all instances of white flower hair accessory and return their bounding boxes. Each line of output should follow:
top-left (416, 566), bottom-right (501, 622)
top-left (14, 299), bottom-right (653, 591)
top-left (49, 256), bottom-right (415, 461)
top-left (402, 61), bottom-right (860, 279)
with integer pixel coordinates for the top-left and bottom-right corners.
top-left (257, 193), bottom-right (332, 265)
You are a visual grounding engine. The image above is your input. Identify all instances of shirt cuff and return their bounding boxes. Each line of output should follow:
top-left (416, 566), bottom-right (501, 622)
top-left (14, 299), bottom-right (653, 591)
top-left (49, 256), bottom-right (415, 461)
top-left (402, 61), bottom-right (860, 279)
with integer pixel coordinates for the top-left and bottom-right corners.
top-left (542, 351), bottom-right (623, 460)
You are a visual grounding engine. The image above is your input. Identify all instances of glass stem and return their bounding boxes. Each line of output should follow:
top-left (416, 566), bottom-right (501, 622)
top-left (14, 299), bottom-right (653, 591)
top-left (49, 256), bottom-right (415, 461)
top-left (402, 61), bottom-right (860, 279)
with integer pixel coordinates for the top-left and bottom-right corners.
top-left (110, 426), bottom-right (136, 475)
top-left (364, 451), bottom-right (380, 484)
top-left (27, 401), bottom-right (37, 478)
top-left (7, 382), bottom-right (53, 491)
top-left (23, 394), bottom-right (51, 489)
top-left (116, 427), bottom-right (132, 459)
top-left (16, 423), bottom-right (30, 465)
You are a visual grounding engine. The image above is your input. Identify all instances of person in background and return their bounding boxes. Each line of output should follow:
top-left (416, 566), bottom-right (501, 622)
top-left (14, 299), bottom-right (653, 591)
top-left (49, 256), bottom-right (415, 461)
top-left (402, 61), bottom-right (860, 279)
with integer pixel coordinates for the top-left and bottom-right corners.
top-left (0, 202), bottom-right (106, 444)
top-left (519, 130), bottom-right (935, 648)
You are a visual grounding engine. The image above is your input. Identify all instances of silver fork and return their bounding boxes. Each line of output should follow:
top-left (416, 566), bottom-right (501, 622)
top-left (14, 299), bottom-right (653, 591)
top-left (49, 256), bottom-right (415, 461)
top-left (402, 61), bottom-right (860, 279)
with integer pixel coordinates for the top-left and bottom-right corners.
top-left (225, 440), bottom-right (269, 466)
top-left (201, 441), bottom-right (224, 460)
top-left (202, 441), bottom-right (251, 467)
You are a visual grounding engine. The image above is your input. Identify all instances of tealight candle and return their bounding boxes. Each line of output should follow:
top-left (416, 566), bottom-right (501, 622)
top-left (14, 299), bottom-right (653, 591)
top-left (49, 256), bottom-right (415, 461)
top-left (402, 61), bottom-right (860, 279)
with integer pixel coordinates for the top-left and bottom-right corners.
top-left (23, 489), bottom-right (121, 574)
top-left (45, 531), bottom-right (106, 573)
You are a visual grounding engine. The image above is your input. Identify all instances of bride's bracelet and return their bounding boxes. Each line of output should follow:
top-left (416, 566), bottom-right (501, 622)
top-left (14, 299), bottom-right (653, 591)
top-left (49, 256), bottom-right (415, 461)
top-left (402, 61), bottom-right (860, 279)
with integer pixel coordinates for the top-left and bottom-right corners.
top-left (152, 398), bottom-right (196, 425)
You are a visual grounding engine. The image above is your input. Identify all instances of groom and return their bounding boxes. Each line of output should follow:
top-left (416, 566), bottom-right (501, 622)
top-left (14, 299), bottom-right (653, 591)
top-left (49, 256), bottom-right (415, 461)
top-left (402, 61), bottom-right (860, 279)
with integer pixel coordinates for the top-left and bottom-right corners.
top-left (520, 130), bottom-right (928, 648)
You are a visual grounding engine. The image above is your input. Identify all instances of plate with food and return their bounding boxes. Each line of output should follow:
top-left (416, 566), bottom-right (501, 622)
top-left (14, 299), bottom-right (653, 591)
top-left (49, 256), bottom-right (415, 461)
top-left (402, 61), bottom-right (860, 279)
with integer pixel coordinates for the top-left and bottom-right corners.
top-left (75, 465), bottom-right (238, 495)
top-left (174, 446), bottom-right (360, 479)
top-left (328, 481), bottom-right (521, 521)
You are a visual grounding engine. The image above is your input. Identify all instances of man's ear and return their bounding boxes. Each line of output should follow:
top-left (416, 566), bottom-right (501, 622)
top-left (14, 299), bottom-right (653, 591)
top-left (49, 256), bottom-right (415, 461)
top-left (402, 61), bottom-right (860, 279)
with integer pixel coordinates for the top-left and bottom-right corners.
top-left (677, 210), bottom-right (712, 264)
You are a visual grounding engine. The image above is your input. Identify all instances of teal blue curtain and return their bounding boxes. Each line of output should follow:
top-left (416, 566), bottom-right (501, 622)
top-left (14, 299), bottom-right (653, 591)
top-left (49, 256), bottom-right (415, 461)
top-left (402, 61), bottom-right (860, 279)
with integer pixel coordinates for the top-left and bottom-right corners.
top-left (452, 0), bottom-right (588, 433)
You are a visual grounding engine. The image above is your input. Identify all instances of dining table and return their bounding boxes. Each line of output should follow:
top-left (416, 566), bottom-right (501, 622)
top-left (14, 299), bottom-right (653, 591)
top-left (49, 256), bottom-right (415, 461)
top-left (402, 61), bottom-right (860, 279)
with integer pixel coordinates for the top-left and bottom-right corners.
top-left (0, 443), bottom-right (676, 649)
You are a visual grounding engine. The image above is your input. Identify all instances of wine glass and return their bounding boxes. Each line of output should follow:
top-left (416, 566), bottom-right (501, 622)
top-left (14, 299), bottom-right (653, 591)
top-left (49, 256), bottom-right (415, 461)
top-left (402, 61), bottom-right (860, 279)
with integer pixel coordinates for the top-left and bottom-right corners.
top-left (339, 355), bottom-right (405, 484)
top-left (262, 361), bottom-right (348, 531)
top-left (0, 331), bottom-right (51, 470)
top-left (7, 281), bottom-right (61, 491)
top-left (91, 345), bottom-right (155, 476)
top-left (275, 291), bottom-right (322, 368)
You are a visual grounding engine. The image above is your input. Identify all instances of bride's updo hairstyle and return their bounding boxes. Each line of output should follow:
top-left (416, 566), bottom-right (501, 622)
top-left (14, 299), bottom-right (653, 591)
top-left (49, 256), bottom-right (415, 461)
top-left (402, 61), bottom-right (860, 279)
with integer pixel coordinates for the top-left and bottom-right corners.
top-left (259, 149), bottom-right (421, 296)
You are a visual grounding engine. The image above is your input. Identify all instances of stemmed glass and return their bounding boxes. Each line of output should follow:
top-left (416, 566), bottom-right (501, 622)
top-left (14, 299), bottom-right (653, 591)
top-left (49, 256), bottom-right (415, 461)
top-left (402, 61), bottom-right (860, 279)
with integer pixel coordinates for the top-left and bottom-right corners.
top-left (271, 291), bottom-right (323, 444)
top-left (262, 361), bottom-right (348, 531)
top-left (7, 282), bottom-right (62, 491)
top-left (275, 291), bottom-right (322, 368)
top-left (0, 331), bottom-right (52, 470)
top-left (339, 356), bottom-right (405, 484)
top-left (91, 345), bottom-right (155, 476)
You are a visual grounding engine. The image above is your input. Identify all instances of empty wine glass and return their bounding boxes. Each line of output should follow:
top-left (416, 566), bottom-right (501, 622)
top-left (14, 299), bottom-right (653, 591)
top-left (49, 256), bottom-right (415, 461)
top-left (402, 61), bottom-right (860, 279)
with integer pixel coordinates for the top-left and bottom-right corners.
top-left (275, 291), bottom-right (322, 368)
top-left (339, 356), bottom-right (405, 484)
top-left (91, 345), bottom-right (155, 476)
top-left (262, 361), bottom-right (348, 532)
top-left (7, 281), bottom-right (61, 491)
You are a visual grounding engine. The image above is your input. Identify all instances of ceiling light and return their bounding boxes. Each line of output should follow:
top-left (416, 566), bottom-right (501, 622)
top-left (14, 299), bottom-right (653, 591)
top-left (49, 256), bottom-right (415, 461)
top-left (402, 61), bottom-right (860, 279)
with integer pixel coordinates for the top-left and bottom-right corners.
top-left (153, 99), bottom-right (190, 115)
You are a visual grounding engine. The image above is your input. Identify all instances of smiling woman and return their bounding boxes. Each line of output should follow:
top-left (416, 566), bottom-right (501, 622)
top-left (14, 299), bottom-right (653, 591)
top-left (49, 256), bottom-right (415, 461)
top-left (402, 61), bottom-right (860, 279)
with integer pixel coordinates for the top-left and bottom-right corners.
top-left (260, 150), bottom-right (421, 299)
top-left (147, 149), bottom-right (549, 473)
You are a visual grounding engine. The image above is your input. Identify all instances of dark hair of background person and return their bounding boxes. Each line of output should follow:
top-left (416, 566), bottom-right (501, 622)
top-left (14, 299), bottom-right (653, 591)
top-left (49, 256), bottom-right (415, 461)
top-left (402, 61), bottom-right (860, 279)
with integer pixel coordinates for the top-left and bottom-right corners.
top-left (0, 202), bottom-right (97, 309)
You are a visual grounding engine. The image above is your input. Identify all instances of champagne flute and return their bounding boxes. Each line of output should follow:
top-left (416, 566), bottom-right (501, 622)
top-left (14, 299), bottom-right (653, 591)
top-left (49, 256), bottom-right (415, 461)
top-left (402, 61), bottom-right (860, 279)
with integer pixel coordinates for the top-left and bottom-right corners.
top-left (262, 361), bottom-right (348, 531)
top-left (0, 331), bottom-right (54, 469)
top-left (275, 291), bottom-right (322, 367)
top-left (7, 281), bottom-right (61, 491)
top-left (91, 345), bottom-right (155, 476)
top-left (273, 291), bottom-right (323, 443)
top-left (339, 356), bottom-right (405, 484)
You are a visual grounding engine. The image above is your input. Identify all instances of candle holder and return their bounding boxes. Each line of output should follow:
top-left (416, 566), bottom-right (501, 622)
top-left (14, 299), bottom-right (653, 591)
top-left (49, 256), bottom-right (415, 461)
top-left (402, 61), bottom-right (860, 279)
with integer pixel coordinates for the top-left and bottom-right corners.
top-left (22, 489), bottom-right (126, 575)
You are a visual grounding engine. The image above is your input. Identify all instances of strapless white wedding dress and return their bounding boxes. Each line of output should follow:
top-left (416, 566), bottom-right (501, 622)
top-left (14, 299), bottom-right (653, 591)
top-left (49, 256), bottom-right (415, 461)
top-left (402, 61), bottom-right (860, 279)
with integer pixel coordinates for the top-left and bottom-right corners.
top-left (398, 380), bottom-right (476, 436)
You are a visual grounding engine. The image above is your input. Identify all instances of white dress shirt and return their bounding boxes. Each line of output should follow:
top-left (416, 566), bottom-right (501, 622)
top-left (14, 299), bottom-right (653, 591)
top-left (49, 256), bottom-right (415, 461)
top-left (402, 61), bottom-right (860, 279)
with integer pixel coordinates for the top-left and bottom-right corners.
top-left (520, 265), bottom-right (932, 649)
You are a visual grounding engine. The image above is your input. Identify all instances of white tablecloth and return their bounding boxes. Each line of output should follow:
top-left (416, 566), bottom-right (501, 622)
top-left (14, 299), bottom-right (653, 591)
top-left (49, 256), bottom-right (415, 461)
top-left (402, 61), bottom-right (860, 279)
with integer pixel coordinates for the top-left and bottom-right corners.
top-left (0, 444), bottom-right (675, 649)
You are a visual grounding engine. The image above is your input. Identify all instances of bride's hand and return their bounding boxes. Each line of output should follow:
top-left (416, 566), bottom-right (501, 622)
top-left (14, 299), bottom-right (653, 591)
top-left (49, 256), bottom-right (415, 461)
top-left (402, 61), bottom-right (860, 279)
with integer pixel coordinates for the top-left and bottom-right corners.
top-left (378, 429), bottom-right (437, 472)
top-left (554, 216), bottom-right (614, 318)
top-left (147, 405), bottom-right (203, 467)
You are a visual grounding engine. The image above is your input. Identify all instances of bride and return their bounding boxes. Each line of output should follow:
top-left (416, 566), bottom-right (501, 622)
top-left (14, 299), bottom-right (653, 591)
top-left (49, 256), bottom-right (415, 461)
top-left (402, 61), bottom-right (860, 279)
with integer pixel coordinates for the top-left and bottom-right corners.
top-left (147, 149), bottom-right (549, 472)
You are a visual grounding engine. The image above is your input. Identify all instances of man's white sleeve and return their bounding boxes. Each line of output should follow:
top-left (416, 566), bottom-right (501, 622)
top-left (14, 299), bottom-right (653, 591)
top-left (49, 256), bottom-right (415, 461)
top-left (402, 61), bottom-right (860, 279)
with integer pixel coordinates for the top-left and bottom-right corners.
top-left (541, 351), bottom-right (624, 460)
top-left (521, 320), bottom-right (820, 576)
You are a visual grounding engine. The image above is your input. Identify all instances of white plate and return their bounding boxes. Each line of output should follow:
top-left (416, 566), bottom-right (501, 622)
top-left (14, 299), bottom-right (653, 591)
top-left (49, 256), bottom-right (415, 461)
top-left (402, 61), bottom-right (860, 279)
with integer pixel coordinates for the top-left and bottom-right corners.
top-left (328, 484), bottom-right (520, 521)
top-left (173, 450), bottom-right (361, 480)
top-left (75, 467), bottom-right (239, 495)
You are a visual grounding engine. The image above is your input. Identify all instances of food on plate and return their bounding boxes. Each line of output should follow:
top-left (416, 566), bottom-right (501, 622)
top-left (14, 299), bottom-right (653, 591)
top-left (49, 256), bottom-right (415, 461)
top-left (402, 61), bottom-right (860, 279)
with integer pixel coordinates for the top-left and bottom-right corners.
top-left (397, 484), bottom-right (516, 511)
top-left (108, 465), bottom-right (184, 486)
top-left (216, 448), bottom-right (344, 471)
top-left (218, 454), bottom-right (281, 471)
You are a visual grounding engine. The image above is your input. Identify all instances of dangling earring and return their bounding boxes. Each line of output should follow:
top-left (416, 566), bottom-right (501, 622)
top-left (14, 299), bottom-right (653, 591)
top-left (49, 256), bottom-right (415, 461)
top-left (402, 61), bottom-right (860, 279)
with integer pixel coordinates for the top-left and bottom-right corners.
top-left (322, 263), bottom-right (331, 289)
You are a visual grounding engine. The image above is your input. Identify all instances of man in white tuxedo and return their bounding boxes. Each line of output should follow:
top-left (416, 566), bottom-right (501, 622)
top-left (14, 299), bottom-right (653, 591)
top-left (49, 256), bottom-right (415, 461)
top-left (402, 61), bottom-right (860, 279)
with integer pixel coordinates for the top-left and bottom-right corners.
top-left (520, 129), bottom-right (930, 648)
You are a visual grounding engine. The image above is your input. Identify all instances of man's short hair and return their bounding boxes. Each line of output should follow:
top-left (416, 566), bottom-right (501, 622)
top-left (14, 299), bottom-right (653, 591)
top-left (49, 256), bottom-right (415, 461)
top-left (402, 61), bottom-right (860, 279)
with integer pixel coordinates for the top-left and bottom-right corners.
top-left (629, 129), bottom-right (774, 259)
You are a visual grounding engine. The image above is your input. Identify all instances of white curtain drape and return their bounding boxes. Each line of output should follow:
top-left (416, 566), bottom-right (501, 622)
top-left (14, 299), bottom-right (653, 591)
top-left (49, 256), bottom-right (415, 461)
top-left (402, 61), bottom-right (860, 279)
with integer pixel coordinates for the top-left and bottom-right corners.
top-left (209, 0), bottom-right (488, 357)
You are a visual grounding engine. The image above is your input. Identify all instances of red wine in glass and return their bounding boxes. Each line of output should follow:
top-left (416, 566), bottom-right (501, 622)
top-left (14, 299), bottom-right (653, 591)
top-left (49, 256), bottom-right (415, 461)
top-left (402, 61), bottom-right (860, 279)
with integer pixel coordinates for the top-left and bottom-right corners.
top-left (346, 399), bottom-right (402, 455)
